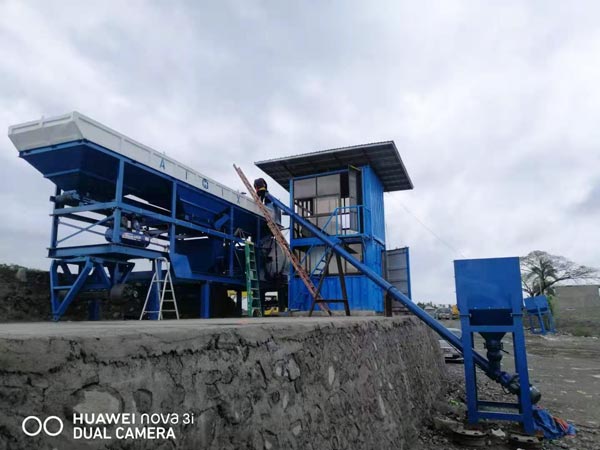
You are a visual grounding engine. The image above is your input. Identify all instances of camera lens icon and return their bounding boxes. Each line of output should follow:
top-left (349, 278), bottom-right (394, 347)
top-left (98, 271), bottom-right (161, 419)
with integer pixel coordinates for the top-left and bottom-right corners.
top-left (22, 416), bottom-right (63, 437)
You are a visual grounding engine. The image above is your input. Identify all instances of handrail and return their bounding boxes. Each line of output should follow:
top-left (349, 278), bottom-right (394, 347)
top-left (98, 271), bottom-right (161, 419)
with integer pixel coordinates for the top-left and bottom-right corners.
top-left (321, 205), bottom-right (362, 236)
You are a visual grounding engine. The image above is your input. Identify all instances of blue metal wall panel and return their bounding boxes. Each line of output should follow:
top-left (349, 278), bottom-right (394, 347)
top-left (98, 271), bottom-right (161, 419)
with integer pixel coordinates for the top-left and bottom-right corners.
top-left (364, 240), bottom-right (384, 272)
top-left (454, 257), bottom-right (523, 313)
top-left (361, 166), bottom-right (386, 244)
top-left (289, 275), bottom-right (384, 312)
top-left (287, 165), bottom-right (388, 312)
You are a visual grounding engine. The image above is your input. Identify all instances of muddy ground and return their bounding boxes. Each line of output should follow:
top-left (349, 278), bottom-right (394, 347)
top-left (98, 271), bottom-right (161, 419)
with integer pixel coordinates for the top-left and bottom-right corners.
top-left (417, 319), bottom-right (600, 450)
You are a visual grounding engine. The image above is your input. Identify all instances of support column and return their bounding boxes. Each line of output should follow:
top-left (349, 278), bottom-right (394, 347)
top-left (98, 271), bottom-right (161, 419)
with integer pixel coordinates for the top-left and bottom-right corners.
top-left (113, 160), bottom-right (125, 244)
top-left (170, 182), bottom-right (177, 251)
top-left (201, 282), bottom-right (211, 318)
top-left (229, 206), bottom-right (235, 277)
top-left (88, 299), bottom-right (101, 320)
top-left (49, 185), bottom-right (61, 250)
top-left (461, 316), bottom-right (478, 425)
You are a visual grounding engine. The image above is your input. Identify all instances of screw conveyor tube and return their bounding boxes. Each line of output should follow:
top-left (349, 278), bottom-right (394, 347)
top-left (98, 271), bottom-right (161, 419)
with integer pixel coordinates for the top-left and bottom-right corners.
top-left (267, 192), bottom-right (540, 403)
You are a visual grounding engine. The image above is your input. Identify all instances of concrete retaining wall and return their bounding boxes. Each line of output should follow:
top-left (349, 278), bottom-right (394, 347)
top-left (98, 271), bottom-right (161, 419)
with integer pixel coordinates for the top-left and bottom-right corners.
top-left (0, 317), bottom-right (444, 450)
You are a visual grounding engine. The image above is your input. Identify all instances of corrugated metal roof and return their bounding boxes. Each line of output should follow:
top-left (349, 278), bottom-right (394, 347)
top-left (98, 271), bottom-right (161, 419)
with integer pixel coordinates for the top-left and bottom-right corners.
top-left (254, 141), bottom-right (413, 192)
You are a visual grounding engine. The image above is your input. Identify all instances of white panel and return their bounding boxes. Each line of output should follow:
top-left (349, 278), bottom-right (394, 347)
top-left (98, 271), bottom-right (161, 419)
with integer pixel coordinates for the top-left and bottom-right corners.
top-left (7, 111), bottom-right (261, 215)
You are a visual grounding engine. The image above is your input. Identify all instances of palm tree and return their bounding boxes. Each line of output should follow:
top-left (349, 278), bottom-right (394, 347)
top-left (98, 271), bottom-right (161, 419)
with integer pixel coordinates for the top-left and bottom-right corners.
top-left (521, 251), bottom-right (598, 297)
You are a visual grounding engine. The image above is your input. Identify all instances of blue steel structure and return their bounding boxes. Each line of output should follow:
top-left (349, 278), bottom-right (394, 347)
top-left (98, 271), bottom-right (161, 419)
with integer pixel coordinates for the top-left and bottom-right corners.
top-left (266, 192), bottom-right (540, 434)
top-left (255, 142), bottom-right (413, 312)
top-left (525, 295), bottom-right (556, 335)
top-left (10, 113), bottom-right (279, 321)
top-left (455, 257), bottom-right (535, 434)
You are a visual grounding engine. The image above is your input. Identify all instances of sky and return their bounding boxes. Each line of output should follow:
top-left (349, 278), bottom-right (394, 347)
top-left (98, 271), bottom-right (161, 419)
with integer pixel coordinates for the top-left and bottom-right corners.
top-left (0, 0), bottom-right (598, 304)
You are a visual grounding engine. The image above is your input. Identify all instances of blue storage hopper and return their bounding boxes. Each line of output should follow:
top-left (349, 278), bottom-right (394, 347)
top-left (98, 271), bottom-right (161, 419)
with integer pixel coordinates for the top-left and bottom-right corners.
top-left (8, 112), bottom-right (283, 320)
top-left (455, 257), bottom-right (536, 434)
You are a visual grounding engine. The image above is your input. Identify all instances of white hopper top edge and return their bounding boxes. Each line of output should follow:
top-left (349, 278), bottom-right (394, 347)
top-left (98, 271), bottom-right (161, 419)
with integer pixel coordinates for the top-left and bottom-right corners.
top-left (7, 111), bottom-right (261, 215)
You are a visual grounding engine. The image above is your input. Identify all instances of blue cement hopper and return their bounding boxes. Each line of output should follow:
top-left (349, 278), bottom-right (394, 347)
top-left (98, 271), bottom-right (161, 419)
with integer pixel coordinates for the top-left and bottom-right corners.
top-left (455, 257), bottom-right (536, 434)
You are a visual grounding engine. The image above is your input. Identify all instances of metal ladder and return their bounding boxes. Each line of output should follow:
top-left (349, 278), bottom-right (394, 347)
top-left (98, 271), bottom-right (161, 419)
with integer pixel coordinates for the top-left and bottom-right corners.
top-left (233, 164), bottom-right (332, 315)
top-left (310, 247), bottom-right (333, 278)
top-left (244, 240), bottom-right (262, 317)
top-left (308, 247), bottom-right (350, 316)
top-left (139, 257), bottom-right (180, 320)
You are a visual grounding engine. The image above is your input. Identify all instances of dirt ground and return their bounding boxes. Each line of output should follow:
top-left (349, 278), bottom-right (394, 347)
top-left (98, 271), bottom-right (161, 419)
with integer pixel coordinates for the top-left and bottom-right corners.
top-left (417, 319), bottom-right (600, 450)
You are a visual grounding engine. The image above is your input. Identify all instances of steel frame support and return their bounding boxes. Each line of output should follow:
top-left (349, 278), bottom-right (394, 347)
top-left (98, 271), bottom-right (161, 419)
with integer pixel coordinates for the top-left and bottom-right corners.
top-left (50, 258), bottom-right (94, 321)
top-left (528, 308), bottom-right (556, 335)
top-left (460, 319), bottom-right (535, 433)
top-left (31, 140), bottom-right (270, 321)
top-left (49, 258), bottom-right (136, 321)
top-left (201, 282), bottom-right (211, 318)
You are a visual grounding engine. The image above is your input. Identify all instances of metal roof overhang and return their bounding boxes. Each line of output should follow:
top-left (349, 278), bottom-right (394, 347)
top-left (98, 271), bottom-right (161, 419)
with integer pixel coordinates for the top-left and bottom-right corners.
top-left (255, 141), bottom-right (413, 192)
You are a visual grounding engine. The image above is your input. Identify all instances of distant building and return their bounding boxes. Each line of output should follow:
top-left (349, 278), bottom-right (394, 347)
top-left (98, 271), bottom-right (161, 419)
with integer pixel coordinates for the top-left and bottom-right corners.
top-left (554, 285), bottom-right (600, 335)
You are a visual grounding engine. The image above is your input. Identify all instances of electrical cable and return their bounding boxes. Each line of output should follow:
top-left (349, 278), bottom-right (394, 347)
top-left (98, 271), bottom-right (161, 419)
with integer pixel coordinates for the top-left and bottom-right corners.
top-left (397, 202), bottom-right (467, 258)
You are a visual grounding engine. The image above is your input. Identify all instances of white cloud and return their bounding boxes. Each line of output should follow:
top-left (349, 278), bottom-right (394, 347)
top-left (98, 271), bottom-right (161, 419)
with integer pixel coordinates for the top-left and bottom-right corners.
top-left (0, 0), bottom-right (598, 303)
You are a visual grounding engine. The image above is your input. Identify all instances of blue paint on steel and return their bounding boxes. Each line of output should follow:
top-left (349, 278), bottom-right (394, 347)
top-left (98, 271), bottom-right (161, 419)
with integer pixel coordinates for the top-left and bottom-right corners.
top-left (113, 160), bottom-right (125, 244)
top-left (268, 192), bottom-right (539, 427)
top-left (228, 206), bottom-right (235, 277)
top-left (50, 258), bottom-right (94, 321)
top-left (201, 282), bottom-right (211, 318)
top-left (288, 165), bottom-right (388, 311)
top-left (57, 215), bottom-right (112, 244)
top-left (405, 247), bottom-right (412, 299)
top-left (361, 166), bottom-right (386, 243)
top-left (20, 139), bottom-right (276, 320)
top-left (525, 295), bottom-right (556, 335)
top-left (290, 275), bottom-right (383, 311)
top-left (455, 257), bottom-right (535, 434)
top-left (49, 186), bottom-right (60, 249)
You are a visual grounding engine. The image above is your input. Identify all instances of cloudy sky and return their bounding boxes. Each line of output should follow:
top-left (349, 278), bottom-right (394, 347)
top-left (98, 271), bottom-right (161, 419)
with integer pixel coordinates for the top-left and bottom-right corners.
top-left (1, 0), bottom-right (598, 303)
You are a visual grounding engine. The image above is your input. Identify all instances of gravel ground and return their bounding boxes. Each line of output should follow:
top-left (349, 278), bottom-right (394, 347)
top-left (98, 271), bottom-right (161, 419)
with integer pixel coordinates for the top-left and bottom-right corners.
top-left (415, 321), bottom-right (600, 450)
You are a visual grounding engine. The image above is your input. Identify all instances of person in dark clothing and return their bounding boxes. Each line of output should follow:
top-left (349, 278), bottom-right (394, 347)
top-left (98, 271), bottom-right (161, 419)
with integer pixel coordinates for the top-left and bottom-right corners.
top-left (253, 178), bottom-right (270, 204)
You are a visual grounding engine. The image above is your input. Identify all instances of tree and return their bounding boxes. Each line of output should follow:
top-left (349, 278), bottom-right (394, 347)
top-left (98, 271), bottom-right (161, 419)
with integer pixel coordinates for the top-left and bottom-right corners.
top-left (520, 250), bottom-right (599, 298)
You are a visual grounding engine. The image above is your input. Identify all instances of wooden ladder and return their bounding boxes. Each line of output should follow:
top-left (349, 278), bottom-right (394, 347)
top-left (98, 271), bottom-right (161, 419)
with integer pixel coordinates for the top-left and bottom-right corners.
top-left (233, 164), bottom-right (332, 315)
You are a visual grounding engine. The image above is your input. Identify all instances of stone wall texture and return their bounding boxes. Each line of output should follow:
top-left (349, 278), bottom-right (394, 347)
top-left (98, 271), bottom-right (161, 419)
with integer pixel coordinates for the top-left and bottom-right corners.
top-left (0, 317), bottom-right (445, 450)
